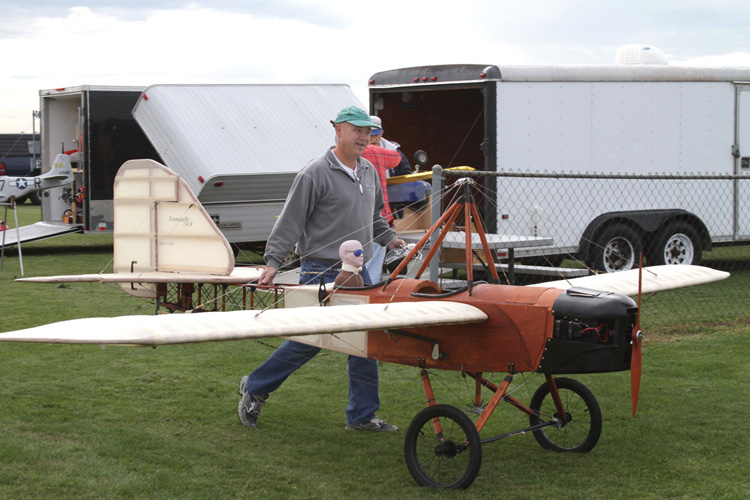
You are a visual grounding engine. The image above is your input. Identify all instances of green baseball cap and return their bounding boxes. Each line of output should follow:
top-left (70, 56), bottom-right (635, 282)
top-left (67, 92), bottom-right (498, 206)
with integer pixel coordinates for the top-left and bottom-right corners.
top-left (333, 106), bottom-right (379, 128)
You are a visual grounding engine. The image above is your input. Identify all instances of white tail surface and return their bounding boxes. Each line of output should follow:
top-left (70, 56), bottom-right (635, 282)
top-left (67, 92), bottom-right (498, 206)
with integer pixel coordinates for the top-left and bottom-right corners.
top-left (42, 154), bottom-right (75, 181)
top-left (113, 159), bottom-right (235, 297)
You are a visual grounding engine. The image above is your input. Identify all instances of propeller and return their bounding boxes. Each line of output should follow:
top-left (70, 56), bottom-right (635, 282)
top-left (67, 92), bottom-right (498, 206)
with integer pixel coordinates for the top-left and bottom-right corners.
top-left (631, 254), bottom-right (644, 417)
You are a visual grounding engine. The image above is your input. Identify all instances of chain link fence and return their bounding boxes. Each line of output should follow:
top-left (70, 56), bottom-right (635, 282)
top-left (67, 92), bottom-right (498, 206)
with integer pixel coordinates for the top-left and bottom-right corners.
top-left (417, 168), bottom-right (750, 330)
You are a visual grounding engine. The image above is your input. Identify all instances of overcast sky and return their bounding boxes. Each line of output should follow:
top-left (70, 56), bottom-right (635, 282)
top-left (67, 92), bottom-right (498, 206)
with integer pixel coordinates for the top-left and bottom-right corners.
top-left (2, 0), bottom-right (750, 133)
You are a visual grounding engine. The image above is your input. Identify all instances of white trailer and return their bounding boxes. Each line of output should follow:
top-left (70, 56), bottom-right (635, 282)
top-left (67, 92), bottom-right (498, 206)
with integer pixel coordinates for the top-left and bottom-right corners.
top-left (368, 58), bottom-right (750, 272)
top-left (131, 84), bottom-right (363, 249)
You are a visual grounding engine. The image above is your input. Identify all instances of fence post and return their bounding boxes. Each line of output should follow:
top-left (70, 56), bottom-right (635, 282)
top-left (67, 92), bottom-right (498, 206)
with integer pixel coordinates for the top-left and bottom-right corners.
top-left (429, 165), bottom-right (444, 282)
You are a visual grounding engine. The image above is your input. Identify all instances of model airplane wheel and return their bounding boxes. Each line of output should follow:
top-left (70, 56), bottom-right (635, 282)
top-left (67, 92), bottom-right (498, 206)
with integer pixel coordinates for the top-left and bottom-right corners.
top-left (529, 377), bottom-right (602, 453)
top-left (404, 404), bottom-right (482, 489)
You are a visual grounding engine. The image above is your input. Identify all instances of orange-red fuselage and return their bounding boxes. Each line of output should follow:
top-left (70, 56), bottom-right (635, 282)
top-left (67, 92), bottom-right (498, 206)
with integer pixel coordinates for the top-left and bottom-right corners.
top-left (334, 278), bottom-right (636, 375)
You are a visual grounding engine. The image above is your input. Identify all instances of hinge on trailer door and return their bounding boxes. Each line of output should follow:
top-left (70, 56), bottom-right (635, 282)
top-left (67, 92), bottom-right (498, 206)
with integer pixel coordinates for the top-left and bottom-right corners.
top-left (732, 143), bottom-right (741, 158)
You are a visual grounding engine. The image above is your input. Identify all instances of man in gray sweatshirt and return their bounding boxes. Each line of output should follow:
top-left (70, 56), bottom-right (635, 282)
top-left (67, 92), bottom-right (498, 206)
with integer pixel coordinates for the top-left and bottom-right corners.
top-left (238, 106), bottom-right (405, 431)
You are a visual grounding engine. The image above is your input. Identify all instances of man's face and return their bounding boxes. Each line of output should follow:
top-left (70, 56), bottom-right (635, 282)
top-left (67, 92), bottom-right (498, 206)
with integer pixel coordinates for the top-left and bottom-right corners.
top-left (368, 133), bottom-right (382, 146)
top-left (336, 122), bottom-right (371, 158)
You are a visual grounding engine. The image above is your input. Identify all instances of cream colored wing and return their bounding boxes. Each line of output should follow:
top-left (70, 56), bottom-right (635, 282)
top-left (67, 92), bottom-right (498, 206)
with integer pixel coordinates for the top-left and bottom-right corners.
top-left (0, 301), bottom-right (487, 347)
top-left (531, 265), bottom-right (729, 296)
top-left (15, 267), bottom-right (262, 284)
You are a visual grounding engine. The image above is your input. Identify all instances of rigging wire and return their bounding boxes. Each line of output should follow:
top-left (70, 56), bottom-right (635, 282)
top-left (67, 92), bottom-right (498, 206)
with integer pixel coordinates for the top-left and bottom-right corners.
top-left (446, 109), bottom-right (483, 169)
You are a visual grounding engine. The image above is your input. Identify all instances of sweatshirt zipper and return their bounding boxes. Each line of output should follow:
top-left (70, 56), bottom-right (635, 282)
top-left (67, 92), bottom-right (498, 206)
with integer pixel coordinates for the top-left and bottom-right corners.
top-left (356, 170), bottom-right (363, 195)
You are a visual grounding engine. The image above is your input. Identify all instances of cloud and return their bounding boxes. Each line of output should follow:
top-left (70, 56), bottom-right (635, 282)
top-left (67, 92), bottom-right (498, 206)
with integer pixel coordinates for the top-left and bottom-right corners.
top-left (0, 1), bottom-right (349, 31)
top-left (473, 0), bottom-right (750, 63)
top-left (0, 3), bottom-right (363, 131)
top-left (2, 1), bottom-right (750, 133)
top-left (681, 53), bottom-right (750, 67)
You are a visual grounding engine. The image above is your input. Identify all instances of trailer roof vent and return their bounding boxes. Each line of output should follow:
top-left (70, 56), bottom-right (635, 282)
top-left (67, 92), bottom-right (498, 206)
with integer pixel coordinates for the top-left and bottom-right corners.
top-left (615, 44), bottom-right (668, 65)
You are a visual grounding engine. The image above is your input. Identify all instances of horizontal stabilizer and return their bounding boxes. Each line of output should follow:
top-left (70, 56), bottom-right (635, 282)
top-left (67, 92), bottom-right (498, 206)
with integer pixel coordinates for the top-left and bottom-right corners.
top-left (531, 265), bottom-right (729, 296)
top-left (0, 301), bottom-right (488, 347)
top-left (16, 266), bottom-right (263, 285)
top-left (43, 173), bottom-right (73, 181)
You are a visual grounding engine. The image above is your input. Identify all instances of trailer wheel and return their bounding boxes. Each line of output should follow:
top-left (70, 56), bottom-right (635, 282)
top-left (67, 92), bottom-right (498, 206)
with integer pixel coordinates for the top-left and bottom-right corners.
top-left (647, 221), bottom-right (702, 266)
top-left (590, 223), bottom-right (642, 273)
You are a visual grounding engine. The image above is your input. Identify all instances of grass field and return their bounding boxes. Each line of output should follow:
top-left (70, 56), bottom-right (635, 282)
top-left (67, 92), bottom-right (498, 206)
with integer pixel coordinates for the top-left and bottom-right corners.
top-left (1, 205), bottom-right (749, 499)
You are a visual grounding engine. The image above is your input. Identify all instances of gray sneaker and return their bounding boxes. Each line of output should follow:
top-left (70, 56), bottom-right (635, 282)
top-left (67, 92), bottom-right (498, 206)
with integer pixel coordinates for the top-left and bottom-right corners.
top-left (237, 375), bottom-right (268, 428)
top-left (346, 417), bottom-right (398, 432)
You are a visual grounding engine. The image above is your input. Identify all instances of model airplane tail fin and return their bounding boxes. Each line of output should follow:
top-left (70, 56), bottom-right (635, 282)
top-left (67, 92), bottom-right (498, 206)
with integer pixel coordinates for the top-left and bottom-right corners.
top-left (0, 153), bottom-right (76, 203)
top-left (41, 154), bottom-right (75, 182)
top-left (112, 159), bottom-right (235, 298)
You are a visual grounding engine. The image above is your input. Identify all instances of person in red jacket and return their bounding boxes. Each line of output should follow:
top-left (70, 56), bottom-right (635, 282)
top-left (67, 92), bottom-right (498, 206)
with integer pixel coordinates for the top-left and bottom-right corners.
top-left (362, 143), bottom-right (401, 225)
top-left (369, 116), bottom-right (413, 177)
top-left (362, 125), bottom-right (402, 279)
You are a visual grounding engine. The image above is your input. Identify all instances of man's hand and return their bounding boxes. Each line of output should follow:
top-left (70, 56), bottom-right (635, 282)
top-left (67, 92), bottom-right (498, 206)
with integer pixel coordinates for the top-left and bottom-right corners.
top-left (259, 266), bottom-right (278, 286)
top-left (387, 238), bottom-right (407, 251)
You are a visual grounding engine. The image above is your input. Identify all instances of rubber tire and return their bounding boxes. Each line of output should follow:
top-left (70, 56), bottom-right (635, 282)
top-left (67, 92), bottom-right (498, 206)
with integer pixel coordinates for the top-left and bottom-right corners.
top-left (647, 221), bottom-right (702, 266)
top-left (404, 404), bottom-right (482, 489)
top-left (27, 190), bottom-right (42, 205)
top-left (590, 222), bottom-right (643, 273)
top-left (529, 377), bottom-right (602, 453)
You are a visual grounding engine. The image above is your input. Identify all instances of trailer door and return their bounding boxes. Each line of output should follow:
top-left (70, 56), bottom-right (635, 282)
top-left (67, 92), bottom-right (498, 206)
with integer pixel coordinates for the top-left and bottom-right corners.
top-left (736, 84), bottom-right (750, 238)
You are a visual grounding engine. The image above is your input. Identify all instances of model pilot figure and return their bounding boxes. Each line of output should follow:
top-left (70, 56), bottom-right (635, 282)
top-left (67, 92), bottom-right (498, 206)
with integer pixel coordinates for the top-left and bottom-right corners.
top-left (334, 240), bottom-right (366, 288)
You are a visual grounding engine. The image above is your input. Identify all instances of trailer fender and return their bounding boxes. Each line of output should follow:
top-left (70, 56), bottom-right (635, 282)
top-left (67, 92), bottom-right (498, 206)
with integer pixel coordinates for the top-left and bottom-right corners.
top-left (579, 210), bottom-right (710, 271)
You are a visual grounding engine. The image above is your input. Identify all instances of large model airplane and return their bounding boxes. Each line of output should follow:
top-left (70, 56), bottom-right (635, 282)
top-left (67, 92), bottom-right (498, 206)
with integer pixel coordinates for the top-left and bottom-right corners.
top-left (0, 159), bottom-right (729, 489)
top-left (0, 153), bottom-right (75, 204)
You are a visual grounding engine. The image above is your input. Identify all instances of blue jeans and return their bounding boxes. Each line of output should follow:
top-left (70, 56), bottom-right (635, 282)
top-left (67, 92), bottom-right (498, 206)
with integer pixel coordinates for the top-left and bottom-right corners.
top-left (244, 258), bottom-right (379, 424)
top-left (363, 242), bottom-right (386, 282)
